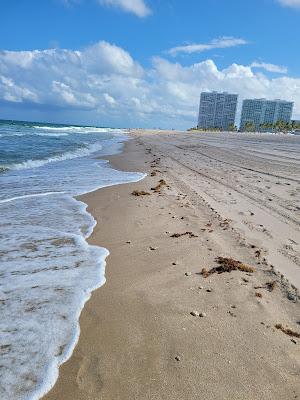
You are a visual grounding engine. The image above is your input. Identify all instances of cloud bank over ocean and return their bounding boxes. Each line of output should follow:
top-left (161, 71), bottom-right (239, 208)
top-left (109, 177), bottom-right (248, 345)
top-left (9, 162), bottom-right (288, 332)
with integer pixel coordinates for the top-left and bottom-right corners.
top-left (0, 40), bottom-right (299, 128)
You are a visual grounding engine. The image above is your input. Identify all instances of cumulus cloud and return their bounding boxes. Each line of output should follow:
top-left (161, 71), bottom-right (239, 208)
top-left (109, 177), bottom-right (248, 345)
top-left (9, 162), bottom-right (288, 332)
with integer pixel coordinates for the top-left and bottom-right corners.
top-left (168, 36), bottom-right (248, 56)
top-left (250, 61), bottom-right (288, 74)
top-left (0, 41), bottom-right (143, 112)
top-left (277, 0), bottom-right (300, 8)
top-left (0, 41), bottom-right (299, 129)
top-left (98, 0), bottom-right (151, 17)
top-left (82, 41), bottom-right (144, 76)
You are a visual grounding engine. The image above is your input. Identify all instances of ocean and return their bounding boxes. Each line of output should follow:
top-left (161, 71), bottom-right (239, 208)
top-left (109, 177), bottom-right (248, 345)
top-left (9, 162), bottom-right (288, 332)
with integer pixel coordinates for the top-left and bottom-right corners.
top-left (0, 120), bottom-right (145, 399)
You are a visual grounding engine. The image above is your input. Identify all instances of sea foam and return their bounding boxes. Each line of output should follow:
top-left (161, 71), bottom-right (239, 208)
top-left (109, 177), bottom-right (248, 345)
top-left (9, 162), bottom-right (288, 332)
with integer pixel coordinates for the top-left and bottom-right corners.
top-left (0, 126), bottom-right (145, 400)
top-left (6, 141), bottom-right (104, 171)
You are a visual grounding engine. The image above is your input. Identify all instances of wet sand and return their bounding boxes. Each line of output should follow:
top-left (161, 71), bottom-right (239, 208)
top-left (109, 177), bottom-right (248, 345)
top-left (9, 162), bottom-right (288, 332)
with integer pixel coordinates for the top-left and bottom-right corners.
top-left (44, 130), bottom-right (300, 400)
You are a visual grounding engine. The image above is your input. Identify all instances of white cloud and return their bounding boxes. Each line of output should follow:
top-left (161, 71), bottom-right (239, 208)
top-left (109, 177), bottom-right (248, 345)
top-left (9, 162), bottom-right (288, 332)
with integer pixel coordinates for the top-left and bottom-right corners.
top-left (103, 92), bottom-right (116, 105)
top-left (250, 61), bottom-right (288, 74)
top-left (277, 0), bottom-right (300, 8)
top-left (98, 0), bottom-right (151, 17)
top-left (0, 76), bottom-right (38, 103)
top-left (168, 36), bottom-right (248, 56)
top-left (82, 41), bottom-right (144, 76)
top-left (0, 42), bottom-right (299, 129)
top-left (60, 0), bottom-right (82, 7)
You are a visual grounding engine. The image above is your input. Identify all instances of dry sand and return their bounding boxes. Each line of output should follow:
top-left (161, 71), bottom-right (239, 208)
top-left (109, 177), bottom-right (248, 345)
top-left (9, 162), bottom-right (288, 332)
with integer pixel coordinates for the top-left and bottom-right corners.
top-left (44, 130), bottom-right (300, 400)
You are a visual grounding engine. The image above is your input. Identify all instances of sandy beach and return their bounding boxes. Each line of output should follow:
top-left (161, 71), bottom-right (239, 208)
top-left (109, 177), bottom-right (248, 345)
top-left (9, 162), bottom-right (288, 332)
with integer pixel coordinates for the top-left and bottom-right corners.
top-left (44, 130), bottom-right (300, 400)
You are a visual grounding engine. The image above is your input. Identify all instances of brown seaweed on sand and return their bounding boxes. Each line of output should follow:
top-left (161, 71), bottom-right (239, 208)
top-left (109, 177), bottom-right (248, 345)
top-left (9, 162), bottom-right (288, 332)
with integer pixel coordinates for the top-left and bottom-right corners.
top-left (201, 257), bottom-right (255, 278)
top-left (170, 232), bottom-right (198, 238)
top-left (151, 179), bottom-right (168, 193)
top-left (131, 190), bottom-right (151, 196)
top-left (266, 281), bottom-right (277, 291)
top-left (150, 169), bottom-right (161, 177)
top-left (275, 324), bottom-right (300, 338)
top-left (254, 281), bottom-right (277, 292)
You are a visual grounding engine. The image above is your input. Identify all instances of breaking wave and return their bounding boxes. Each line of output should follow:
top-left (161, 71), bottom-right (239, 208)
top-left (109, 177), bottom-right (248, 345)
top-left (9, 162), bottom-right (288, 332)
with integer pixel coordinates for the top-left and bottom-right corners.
top-left (1, 142), bottom-right (104, 172)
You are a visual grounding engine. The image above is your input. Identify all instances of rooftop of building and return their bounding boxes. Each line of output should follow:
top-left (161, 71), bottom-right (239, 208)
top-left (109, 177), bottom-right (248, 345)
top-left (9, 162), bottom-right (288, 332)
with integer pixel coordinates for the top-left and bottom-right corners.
top-left (201, 91), bottom-right (238, 96)
top-left (242, 98), bottom-right (294, 104)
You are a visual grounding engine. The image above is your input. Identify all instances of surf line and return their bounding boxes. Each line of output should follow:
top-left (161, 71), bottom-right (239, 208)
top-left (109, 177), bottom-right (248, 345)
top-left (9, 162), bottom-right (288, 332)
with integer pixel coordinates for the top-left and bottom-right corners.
top-left (0, 191), bottom-right (65, 204)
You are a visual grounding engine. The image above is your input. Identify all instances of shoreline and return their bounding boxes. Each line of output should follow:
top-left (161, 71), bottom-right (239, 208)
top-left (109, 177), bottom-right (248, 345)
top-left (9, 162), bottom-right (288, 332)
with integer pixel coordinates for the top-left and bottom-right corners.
top-left (0, 128), bottom-right (147, 400)
top-left (43, 130), bottom-right (300, 400)
top-left (34, 137), bottom-right (146, 400)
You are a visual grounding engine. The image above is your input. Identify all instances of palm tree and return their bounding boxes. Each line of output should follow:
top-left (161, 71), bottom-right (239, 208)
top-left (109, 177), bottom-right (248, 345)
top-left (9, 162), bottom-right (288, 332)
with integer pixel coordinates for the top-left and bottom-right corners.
top-left (289, 120), bottom-right (300, 132)
top-left (228, 123), bottom-right (236, 131)
top-left (244, 121), bottom-right (255, 132)
top-left (273, 120), bottom-right (281, 132)
top-left (259, 123), bottom-right (268, 132)
top-left (273, 120), bottom-right (289, 133)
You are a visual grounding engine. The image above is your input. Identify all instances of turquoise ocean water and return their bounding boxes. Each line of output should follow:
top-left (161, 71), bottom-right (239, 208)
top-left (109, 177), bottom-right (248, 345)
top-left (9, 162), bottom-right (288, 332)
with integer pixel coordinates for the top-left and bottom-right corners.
top-left (0, 120), bottom-right (144, 399)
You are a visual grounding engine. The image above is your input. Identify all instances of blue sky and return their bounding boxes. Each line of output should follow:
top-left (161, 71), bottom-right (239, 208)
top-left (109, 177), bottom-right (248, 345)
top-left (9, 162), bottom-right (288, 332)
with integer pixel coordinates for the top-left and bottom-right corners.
top-left (0, 0), bottom-right (300, 128)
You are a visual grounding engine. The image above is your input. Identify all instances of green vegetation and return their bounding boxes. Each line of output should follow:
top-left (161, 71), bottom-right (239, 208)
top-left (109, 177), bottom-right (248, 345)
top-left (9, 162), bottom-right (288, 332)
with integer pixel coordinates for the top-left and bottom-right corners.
top-left (244, 121), bottom-right (256, 132)
top-left (188, 124), bottom-right (237, 132)
top-left (189, 120), bottom-right (300, 133)
top-left (244, 120), bottom-right (300, 133)
top-left (228, 123), bottom-right (237, 131)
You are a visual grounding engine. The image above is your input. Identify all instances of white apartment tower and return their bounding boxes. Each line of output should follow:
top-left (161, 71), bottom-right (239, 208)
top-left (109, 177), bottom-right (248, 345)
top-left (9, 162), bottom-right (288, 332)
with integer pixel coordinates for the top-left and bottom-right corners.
top-left (197, 91), bottom-right (238, 130)
top-left (240, 98), bottom-right (294, 130)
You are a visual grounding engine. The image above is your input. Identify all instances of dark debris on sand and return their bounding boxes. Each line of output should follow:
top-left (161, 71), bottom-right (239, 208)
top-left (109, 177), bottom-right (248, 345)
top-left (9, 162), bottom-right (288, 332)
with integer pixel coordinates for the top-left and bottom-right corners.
top-left (151, 179), bottom-right (168, 193)
top-left (170, 232), bottom-right (198, 238)
top-left (131, 190), bottom-right (151, 196)
top-left (201, 257), bottom-right (255, 278)
top-left (254, 281), bottom-right (277, 292)
top-left (275, 323), bottom-right (300, 338)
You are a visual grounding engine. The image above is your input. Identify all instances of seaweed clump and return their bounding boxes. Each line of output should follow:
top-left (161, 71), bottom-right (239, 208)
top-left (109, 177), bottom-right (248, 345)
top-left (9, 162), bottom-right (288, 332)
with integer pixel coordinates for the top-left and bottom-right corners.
top-left (254, 281), bottom-right (277, 292)
top-left (266, 281), bottom-right (277, 292)
top-left (150, 170), bottom-right (160, 177)
top-left (275, 324), bottom-right (300, 338)
top-left (170, 232), bottom-right (198, 238)
top-left (131, 190), bottom-right (151, 196)
top-left (201, 257), bottom-right (255, 278)
top-left (151, 179), bottom-right (168, 193)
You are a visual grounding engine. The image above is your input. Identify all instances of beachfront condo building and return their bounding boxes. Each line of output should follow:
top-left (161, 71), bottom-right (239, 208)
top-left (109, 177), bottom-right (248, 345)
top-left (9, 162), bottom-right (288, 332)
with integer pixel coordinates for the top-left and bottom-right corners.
top-left (197, 91), bottom-right (238, 130)
top-left (240, 98), bottom-right (294, 131)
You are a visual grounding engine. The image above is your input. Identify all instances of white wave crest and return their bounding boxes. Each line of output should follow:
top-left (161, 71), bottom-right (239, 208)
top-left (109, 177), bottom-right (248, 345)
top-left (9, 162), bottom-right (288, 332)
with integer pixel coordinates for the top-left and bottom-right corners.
top-left (7, 142), bottom-right (104, 171)
top-left (1, 132), bottom-right (69, 137)
top-left (0, 192), bottom-right (64, 204)
top-left (3, 133), bottom-right (26, 137)
top-left (33, 125), bottom-right (127, 135)
top-left (33, 132), bottom-right (69, 137)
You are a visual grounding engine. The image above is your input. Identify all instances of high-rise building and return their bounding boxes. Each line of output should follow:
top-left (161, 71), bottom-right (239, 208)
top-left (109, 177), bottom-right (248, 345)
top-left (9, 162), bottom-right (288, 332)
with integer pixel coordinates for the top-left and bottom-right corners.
top-left (197, 91), bottom-right (238, 130)
top-left (240, 98), bottom-right (294, 131)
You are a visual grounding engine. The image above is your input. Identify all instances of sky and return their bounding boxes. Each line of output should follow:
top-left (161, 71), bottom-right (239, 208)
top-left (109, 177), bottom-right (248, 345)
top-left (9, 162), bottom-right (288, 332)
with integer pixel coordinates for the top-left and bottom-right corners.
top-left (0, 0), bottom-right (300, 129)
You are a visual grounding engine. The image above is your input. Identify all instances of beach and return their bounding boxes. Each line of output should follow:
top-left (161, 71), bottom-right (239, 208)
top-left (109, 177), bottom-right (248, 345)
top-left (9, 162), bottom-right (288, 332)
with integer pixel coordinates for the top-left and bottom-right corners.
top-left (44, 130), bottom-right (300, 400)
